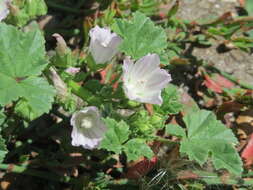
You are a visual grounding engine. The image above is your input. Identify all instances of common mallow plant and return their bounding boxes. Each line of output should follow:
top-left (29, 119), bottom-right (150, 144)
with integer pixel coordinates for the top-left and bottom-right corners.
top-left (0, 10), bottom-right (243, 184)
top-left (122, 54), bottom-right (171, 105)
top-left (89, 25), bottom-right (122, 64)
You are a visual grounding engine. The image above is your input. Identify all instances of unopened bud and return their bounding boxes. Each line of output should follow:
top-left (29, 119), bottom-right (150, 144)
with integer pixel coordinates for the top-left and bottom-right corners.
top-left (8, 3), bottom-right (19, 16)
top-left (65, 67), bottom-right (80, 75)
top-left (52, 33), bottom-right (68, 55)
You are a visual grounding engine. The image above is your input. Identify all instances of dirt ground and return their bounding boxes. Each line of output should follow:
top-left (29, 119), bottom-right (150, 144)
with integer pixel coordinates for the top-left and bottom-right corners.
top-left (176, 0), bottom-right (253, 85)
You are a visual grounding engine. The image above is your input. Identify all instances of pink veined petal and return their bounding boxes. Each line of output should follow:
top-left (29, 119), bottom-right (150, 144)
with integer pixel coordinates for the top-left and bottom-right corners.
top-left (131, 89), bottom-right (163, 105)
top-left (123, 58), bottom-right (137, 85)
top-left (90, 40), bottom-right (117, 64)
top-left (145, 69), bottom-right (172, 90)
top-left (139, 90), bottom-right (163, 105)
top-left (89, 26), bottom-right (111, 44)
top-left (130, 54), bottom-right (160, 79)
top-left (108, 35), bottom-right (122, 50)
top-left (122, 84), bottom-right (139, 101)
top-left (122, 57), bottom-right (133, 73)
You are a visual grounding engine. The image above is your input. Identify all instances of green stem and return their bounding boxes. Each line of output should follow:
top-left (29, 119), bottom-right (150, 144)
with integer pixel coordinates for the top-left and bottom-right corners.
top-left (104, 64), bottom-right (114, 84)
top-left (0, 164), bottom-right (78, 184)
top-left (86, 54), bottom-right (106, 72)
top-left (67, 80), bottom-right (102, 106)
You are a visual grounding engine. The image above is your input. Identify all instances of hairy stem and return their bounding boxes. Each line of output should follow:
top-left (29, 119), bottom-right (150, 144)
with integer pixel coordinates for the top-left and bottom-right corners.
top-left (67, 80), bottom-right (102, 105)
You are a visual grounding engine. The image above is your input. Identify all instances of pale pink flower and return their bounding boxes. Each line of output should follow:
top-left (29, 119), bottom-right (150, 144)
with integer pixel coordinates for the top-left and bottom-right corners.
top-left (89, 25), bottom-right (122, 64)
top-left (122, 54), bottom-right (171, 105)
top-left (70, 107), bottom-right (107, 150)
top-left (0, 0), bottom-right (10, 21)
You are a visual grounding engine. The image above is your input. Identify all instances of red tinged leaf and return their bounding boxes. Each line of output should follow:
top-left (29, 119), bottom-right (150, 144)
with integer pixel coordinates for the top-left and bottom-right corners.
top-left (212, 74), bottom-right (234, 89)
top-left (203, 74), bottom-right (234, 93)
top-left (99, 69), bottom-right (107, 84)
top-left (126, 156), bottom-right (158, 179)
top-left (241, 134), bottom-right (253, 166)
top-left (99, 65), bottom-right (119, 89)
top-left (203, 75), bottom-right (223, 93)
top-left (159, 12), bottom-right (166, 19)
top-left (177, 170), bottom-right (199, 180)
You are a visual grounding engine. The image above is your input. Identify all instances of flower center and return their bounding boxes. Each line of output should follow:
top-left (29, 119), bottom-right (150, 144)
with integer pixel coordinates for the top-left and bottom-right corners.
top-left (80, 117), bottom-right (93, 129)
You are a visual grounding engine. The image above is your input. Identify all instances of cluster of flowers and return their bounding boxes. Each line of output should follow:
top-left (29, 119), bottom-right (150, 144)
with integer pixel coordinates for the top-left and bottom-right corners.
top-left (71, 26), bottom-right (171, 150)
top-left (0, 1), bottom-right (172, 149)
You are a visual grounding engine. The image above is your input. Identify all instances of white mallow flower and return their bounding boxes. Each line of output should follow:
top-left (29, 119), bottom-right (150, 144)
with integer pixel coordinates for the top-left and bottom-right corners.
top-left (71, 107), bottom-right (107, 150)
top-left (0, 0), bottom-right (10, 22)
top-left (89, 25), bottom-right (122, 64)
top-left (122, 54), bottom-right (172, 105)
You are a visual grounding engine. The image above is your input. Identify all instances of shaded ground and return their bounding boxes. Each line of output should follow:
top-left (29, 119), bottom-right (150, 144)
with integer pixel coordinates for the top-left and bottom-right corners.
top-left (176, 0), bottom-right (253, 85)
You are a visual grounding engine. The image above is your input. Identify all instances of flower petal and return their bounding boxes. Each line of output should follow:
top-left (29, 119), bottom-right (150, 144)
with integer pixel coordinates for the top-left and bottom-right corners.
top-left (122, 57), bottom-right (134, 81)
top-left (108, 35), bottom-right (122, 51)
top-left (138, 89), bottom-right (163, 105)
top-left (145, 69), bottom-right (172, 90)
top-left (130, 54), bottom-right (160, 79)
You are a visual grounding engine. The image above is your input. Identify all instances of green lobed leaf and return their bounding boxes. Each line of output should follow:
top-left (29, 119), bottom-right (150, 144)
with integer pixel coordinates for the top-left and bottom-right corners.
top-left (0, 23), bottom-right (55, 118)
top-left (180, 110), bottom-right (243, 175)
top-left (166, 124), bottom-right (186, 138)
top-left (246, 0), bottom-right (253, 16)
top-left (123, 138), bottom-right (153, 161)
top-left (154, 84), bottom-right (183, 115)
top-left (112, 11), bottom-right (167, 60)
top-left (100, 118), bottom-right (130, 154)
top-left (132, 0), bottom-right (159, 16)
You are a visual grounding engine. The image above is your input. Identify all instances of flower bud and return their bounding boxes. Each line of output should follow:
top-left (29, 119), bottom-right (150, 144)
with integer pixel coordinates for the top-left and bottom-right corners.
top-left (130, 110), bottom-right (164, 135)
top-left (52, 33), bottom-right (68, 56)
top-left (52, 33), bottom-right (75, 68)
top-left (65, 67), bottom-right (80, 75)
